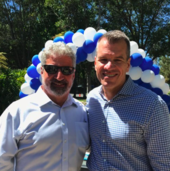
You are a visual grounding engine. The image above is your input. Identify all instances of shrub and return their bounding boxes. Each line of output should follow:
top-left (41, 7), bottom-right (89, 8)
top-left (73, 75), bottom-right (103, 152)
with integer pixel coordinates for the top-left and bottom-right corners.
top-left (0, 68), bottom-right (26, 114)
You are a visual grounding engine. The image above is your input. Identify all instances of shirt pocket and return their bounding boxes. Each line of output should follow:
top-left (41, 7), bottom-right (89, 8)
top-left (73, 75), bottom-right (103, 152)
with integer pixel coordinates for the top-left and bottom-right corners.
top-left (75, 122), bottom-right (90, 148)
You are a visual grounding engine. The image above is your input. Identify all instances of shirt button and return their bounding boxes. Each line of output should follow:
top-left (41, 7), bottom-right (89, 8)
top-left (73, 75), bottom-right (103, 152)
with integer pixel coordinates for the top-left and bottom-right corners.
top-left (102, 120), bottom-right (105, 123)
top-left (62, 123), bottom-right (65, 125)
top-left (104, 159), bottom-right (106, 162)
top-left (64, 140), bottom-right (67, 143)
top-left (103, 140), bottom-right (105, 142)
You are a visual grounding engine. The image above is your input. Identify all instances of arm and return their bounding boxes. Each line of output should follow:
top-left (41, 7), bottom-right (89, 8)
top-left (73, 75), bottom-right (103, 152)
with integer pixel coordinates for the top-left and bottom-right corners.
top-left (0, 106), bottom-right (18, 171)
top-left (144, 98), bottom-right (170, 170)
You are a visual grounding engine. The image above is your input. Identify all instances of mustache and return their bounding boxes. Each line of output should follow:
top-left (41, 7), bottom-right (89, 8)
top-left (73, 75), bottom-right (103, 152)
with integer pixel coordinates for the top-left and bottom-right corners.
top-left (51, 79), bottom-right (68, 85)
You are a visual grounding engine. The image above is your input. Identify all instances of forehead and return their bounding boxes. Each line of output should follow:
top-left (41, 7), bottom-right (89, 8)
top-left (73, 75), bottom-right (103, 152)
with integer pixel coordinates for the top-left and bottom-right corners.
top-left (46, 55), bottom-right (73, 66)
top-left (97, 38), bottom-right (127, 57)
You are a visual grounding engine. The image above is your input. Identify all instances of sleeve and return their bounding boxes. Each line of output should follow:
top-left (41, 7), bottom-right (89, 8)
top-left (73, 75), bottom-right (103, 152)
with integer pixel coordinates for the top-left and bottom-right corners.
top-left (0, 105), bottom-right (18, 171)
top-left (144, 97), bottom-right (170, 170)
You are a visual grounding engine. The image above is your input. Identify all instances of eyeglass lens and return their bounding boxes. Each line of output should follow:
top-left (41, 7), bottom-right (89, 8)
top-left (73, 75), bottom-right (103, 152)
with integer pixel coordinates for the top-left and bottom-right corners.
top-left (43, 65), bottom-right (74, 75)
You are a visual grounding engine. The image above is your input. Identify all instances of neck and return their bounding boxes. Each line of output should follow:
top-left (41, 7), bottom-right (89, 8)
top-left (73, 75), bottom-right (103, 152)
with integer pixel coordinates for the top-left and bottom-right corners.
top-left (50, 94), bottom-right (68, 107)
top-left (103, 79), bottom-right (127, 101)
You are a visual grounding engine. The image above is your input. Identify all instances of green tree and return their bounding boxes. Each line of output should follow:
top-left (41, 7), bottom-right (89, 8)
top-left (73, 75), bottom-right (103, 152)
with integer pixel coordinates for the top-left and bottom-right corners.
top-left (0, 52), bottom-right (8, 68)
top-left (0, 0), bottom-right (57, 68)
top-left (0, 68), bottom-right (26, 114)
top-left (159, 56), bottom-right (170, 84)
top-left (45, 0), bottom-right (97, 32)
top-left (94, 0), bottom-right (170, 60)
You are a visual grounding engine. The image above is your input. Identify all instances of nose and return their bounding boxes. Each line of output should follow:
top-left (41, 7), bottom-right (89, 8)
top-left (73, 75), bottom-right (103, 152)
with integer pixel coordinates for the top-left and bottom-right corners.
top-left (105, 61), bottom-right (116, 69)
top-left (55, 69), bottom-right (64, 80)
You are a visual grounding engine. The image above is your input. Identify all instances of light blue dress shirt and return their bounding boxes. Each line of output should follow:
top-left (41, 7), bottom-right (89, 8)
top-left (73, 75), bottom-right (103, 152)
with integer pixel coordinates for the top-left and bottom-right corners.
top-left (0, 87), bottom-right (89, 171)
top-left (86, 76), bottom-right (170, 171)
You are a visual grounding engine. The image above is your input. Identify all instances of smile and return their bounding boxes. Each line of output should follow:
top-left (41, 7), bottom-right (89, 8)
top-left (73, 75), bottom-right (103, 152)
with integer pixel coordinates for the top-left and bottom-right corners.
top-left (104, 73), bottom-right (117, 77)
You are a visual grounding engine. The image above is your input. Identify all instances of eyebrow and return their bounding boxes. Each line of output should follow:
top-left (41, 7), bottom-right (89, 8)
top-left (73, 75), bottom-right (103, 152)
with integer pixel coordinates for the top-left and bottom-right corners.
top-left (115, 56), bottom-right (124, 59)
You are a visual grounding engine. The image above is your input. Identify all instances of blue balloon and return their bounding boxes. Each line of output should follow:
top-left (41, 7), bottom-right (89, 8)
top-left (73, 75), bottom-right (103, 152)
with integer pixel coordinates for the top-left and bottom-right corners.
top-left (152, 88), bottom-right (163, 96)
top-left (83, 40), bottom-right (96, 54)
top-left (93, 32), bottom-right (103, 46)
top-left (151, 64), bottom-right (160, 75)
top-left (130, 53), bottom-right (143, 67)
top-left (27, 65), bottom-right (40, 78)
top-left (32, 55), bottom-right (40, 67)
top-left (133, 78), bottom-right (142, 85)
top-left (76, 29), bottom-right (84, 34)
top-left (162, 94), bottom-right (170, 106)
top-left (139, 57), bottom-right (153, 71)
top-left (19, 91), bottom-right (27, 98)
top-left (140, 82), bottom-right (152, 90)
top-left (53, 37), bottom-right (64, 43)
top-left (64, 31), bottom-right (74, 44)
top-left (30, 78), bottom-right (41, 91)
top-left (76, 47), bottom-right (88, 63)
top-left (168, 105), bottom-right (170, 113)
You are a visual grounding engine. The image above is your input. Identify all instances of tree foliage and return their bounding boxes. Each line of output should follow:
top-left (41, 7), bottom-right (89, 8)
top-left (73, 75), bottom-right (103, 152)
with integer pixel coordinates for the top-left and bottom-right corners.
top-left (0, 0), bottom-right (57, 68)
top-left (93, 0), bottom-right (170, 60)
top-left (0, 68), bottom-right (26, 114)
top-left (0, 0), bottom-right (170, 95)
top-left (0, 52), bottom-right (8, 68)
top-left (159, 56), bottom-right (170, 84)
top-left (45, 0), bottom-right (97, 32)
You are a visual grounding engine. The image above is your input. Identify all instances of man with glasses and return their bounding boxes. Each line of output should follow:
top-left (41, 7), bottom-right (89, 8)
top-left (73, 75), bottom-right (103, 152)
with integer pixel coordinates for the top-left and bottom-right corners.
top-left (0, 42), bottom-right (89, 171)
top-left (86, 30), bottom-right (170, 170)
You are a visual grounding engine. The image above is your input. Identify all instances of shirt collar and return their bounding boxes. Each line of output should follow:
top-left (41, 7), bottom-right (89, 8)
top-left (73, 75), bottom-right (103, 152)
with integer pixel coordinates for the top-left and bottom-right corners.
top-left (118, 76), bottom-right (136, 96)
top-left (34, 86), bottom-right (78, 108)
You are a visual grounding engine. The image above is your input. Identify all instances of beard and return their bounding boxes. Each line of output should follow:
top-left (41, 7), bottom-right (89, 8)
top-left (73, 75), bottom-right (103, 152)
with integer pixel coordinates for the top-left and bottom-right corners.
top-left (50, 79), bottom-right (69, 96)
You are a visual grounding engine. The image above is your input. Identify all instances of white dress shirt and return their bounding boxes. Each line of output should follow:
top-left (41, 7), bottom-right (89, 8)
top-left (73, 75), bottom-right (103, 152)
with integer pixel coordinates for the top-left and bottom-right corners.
top-left (0, 87), bottom-right (89, 171)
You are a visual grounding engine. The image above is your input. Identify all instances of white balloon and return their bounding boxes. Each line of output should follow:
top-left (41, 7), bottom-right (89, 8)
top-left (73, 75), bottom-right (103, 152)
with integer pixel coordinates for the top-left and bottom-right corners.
top-left (36, 63), bottom-right (42, 74)
top-left (45, 40), bottom-right (53, 49)
top-left (39, 75), bottom-right (42, 83)
top-left (126, 65), bottom-right (132, 75)
top-left (67, 43), bottom-right (77, 54)
top-left (21, 83), bottom-right (35, 95)
top-left (86, 49), bottom-right (96, 62)
top-left (161, 83), bottom-right (169, 94)
top-left (137, 48), bottom-right (146, 58)
top-left (24, 73), bottom-right (32, 83)
top-left (141, 70), bottom-right (155, 83)
top-left (38, 51), bottom-right (43, 61)
top-left (72, 32), bottom-right (85, 47)
top-left (84, 27), bottom-right (96, 41)
top-left (86, 53), bottom-right (94, 62)
top-left (151, 74), bottom-right (165, 88)
top-left (129, 66), bottom-right (142, 80)
top-left (130, 41), bottom-right (139, 55)
top-left (97, 29), bottom-right (107, 34)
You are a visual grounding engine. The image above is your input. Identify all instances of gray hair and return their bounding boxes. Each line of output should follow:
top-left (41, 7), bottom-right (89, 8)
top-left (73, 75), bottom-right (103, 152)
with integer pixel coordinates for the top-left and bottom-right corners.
top-left (96, 30), bottom-right (130, 59)
top-left (41, 42), bottom-right (76, 67)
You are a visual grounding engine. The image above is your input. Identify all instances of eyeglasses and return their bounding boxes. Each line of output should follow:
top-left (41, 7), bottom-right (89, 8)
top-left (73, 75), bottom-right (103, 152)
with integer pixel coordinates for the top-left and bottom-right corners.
top-left (43, 65), bottom-right (75, 75)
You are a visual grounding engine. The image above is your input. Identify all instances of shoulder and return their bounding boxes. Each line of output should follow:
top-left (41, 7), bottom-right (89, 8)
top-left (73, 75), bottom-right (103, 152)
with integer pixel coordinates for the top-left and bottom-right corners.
top-left (132, 83), bottom-right (169, 115)
top-left (133, 83), bottom-right (160, 101)
top-left (2, 93), bottom-right (38, 116)
top-left (73, 98), bottom-right (86, 108)
top-left (71, 96), bottom-right (87, 113)
top-left (87, 86), bottom-right (101, 99)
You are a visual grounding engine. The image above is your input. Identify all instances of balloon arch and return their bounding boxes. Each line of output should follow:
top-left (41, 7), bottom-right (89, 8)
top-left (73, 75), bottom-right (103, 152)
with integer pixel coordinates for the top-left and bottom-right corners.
top-left (19, 27), bottom-right (170, 111)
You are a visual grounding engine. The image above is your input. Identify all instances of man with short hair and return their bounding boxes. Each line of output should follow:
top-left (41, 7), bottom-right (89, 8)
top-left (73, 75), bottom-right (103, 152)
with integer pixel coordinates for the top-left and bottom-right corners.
top-left (0, 42), bottom-right (89, 171)
top-left (87, 30), bottom-right (170, 170)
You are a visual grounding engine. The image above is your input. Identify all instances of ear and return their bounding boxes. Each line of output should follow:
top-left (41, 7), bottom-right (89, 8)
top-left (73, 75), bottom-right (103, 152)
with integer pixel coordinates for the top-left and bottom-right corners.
top-left (72, 70), bottom-right (75, 80)
top-left (126, 58), bottom-right (131, 72)
top-left (41, 66), bottom-right (44, 75)
top-left (94, 56), bottom-right (97, 71)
